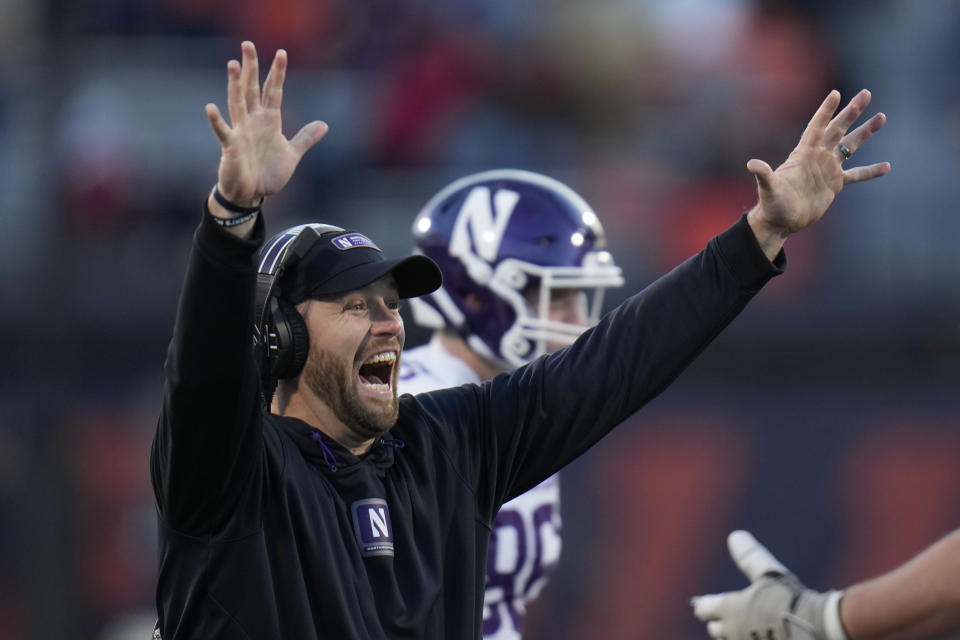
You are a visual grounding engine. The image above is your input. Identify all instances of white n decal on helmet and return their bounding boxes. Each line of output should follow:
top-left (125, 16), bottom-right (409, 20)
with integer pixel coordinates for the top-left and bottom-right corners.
top-left (449, 186), bottom-right (520, 283)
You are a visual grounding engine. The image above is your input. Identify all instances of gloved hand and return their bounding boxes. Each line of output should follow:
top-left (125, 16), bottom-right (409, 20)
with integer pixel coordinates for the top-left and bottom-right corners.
top-left (691, 530), bottom-right (848, 640)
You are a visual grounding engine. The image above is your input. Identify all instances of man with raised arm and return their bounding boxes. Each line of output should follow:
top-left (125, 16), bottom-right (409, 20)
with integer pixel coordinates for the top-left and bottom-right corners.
top-left (151, 41), bottom-right (889, 639)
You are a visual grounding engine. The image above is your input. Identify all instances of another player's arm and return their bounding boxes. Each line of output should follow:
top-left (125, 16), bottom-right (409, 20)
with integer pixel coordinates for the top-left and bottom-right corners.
top-left (692, 529), bottom-right (960, 640)
top-left (840, 527), bottom-right (960, 639)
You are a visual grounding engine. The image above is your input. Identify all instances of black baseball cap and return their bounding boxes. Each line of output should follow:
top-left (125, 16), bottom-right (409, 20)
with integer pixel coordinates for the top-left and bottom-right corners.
top-left (261, 224), bottom-right (442, 304)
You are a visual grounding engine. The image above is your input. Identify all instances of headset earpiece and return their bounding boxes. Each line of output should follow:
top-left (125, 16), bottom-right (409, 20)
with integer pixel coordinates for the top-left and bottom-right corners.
top-left (269, 297), bottom-right (309, 379)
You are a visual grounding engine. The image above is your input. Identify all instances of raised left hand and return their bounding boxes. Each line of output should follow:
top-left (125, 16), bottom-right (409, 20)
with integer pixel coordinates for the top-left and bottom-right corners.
top-left (746, 89), bottom-right (890, 259)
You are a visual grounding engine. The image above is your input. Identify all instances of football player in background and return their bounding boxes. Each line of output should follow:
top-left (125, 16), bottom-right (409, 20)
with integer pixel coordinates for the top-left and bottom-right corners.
top-left (399, 169), bottom-right (624, 639)
top-left (692, 528), bottom-right (960, 640)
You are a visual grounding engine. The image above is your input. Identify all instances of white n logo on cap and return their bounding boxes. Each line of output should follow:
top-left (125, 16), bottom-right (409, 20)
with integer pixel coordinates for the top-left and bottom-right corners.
top-left (330, 232), bottom-right (381, 251)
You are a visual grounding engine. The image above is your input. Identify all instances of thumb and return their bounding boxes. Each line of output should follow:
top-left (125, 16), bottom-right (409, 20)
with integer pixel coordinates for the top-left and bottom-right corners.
top-left (290, 120), bottom-right (329, 160)
top-left (747, 158), bottom-right (774, 193)
top-left (727, 530), bottom-right (789, 582)
top-left (205, 103), bottom-right (232, 146)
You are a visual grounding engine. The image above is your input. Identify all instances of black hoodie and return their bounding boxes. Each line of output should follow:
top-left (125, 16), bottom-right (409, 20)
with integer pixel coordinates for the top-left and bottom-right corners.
top-left (151, 208), bottom-right (782, 639)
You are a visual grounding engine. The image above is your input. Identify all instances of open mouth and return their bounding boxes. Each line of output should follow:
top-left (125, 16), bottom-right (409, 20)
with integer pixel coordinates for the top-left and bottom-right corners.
top-left (358, 351), bottom-right (397, 392)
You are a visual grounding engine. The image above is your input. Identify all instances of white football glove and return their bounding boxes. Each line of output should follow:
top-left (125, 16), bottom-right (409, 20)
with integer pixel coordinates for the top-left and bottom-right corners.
top-left (691, 530), bottom-right (847, 640)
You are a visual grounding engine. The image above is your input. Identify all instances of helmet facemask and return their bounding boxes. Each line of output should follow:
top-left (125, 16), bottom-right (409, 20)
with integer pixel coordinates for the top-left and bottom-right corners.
top-left (490, 254), bottom-right (623, 366)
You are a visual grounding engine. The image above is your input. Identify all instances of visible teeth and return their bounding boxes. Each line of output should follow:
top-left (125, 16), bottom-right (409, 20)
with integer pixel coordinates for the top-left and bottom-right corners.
top-left (359, 351), bottom-right (396, 390)
top-left (363, 352), bottom-right (397, 366)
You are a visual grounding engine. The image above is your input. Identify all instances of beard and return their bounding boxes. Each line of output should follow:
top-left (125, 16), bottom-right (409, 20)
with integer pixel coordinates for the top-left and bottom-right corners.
top-left (302, 342), bottom-right (398, 441)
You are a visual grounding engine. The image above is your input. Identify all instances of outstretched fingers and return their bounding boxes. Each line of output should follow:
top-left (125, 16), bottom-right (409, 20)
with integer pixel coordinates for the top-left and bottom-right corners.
top-left (240, 41), bottom-right (261, 114)
top-left (209, 41), bottom-right (330, 199)
top-left (262, 49), bottom-right (288, 111)
top-left (225, 58), bottom-right (245, 126)
top-left (822, 89), bottom-right (872, 148)
top-left (290, 120), bottom-right (330, 159)
top-left (799, 89), bottom-right (872, 150)
top-left (837, 112), bottom-right (886, 159)
top-left (727, 530), bottom-right (788, 581)
top-left (837, 110), bottom-right (891, 183)
top-left (746, 158), bottom-right (774, 194)
top-left (798, 90), bottom-right (841, 147)
top-left (205, 103), bottom-right (231, 145)
top-left (705, 620), bottom-right (726, 639)
top-left (691, 595), bottom-right (733, 640)
top-left (843, 161), bottom-right (892, 185)
top-left (691, 593), bottom-right (727, 620)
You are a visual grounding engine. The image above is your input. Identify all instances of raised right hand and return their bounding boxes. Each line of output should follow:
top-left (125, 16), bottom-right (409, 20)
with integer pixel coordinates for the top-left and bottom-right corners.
top-left (205, 41), bottom-right (328, 207)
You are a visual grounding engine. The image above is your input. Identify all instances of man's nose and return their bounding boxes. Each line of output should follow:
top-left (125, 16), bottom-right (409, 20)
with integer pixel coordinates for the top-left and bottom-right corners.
top-left (369, 301), bottom-right (402, 336)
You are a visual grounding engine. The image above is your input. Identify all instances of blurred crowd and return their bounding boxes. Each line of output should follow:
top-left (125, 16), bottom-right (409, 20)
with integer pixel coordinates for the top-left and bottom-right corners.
top-left (1, 1), bottom-right (959, 638)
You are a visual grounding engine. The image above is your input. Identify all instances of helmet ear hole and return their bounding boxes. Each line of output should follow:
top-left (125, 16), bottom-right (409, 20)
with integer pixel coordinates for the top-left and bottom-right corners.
top-left (462, 291), bottom-right (486, 311)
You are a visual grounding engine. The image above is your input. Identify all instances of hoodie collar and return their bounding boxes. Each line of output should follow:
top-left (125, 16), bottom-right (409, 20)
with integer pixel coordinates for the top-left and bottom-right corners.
top-left (270, 414), bottom-right (402, 474)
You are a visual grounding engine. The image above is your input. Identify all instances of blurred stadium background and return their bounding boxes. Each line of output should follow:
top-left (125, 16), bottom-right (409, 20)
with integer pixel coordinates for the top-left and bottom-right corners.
top-left (1, 0), bottom-right (959, 638)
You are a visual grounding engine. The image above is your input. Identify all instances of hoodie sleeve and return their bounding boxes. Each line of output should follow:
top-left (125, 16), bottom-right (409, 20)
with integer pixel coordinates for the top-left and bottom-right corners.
top-left (428, 214), bottom-right (784, 520)
top-left (151, 207), bottom-right (267, 534)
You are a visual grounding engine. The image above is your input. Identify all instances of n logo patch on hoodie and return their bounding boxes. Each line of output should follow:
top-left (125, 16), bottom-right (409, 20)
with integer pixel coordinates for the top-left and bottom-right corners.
top-left (351, 498), bottom-right (394, 557)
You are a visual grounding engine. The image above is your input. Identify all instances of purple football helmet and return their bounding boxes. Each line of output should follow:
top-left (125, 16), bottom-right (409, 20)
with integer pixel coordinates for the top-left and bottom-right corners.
top-left (410, 169), bottom-right (623, 367)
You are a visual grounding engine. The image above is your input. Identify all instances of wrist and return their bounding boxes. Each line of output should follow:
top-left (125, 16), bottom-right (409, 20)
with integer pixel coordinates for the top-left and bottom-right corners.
top-left (206, 187), bottom-right (261, 232)
top-left (746, 205), bottom-right (790, 262)
top-left (795, 589), bottom-right (848, 640)
top-left (823, 590), bottom-right (848, 640)
top-left (212, 184), bottom-right (263, 213)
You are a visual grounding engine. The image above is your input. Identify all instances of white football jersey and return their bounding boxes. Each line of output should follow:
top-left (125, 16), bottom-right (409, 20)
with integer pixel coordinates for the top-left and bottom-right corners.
top-left (399, 337), bottom-right (562, 640)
